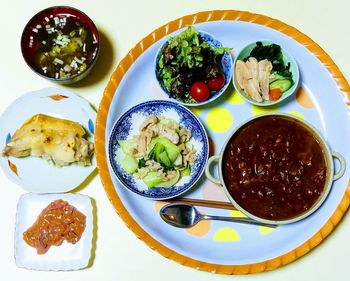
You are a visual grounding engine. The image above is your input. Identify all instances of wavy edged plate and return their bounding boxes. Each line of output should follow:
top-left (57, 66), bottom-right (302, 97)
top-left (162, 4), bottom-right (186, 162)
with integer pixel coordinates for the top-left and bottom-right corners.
top-left (0, 87), bottom-right (96, 193)
top-left (95, 11), bottom-right (350, 274)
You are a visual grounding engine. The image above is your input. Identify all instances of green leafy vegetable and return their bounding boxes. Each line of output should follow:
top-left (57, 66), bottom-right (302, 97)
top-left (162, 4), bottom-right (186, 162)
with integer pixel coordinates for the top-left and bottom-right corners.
top-left (138, 158), bottom-right (146, 168)
top-left (159, 151), bottom-right (172, 168)
top-left (269, 79), bottom-right (293, 92)
top-left (157, 25), bottom-right (231, 103)
top-left (143, 171), bottom-right (164, 188)
top-left (120, 154), bottom-right (138, 174)
top-left (155, 137), bottom-right (181, 162)
top-left (246, 42), bottom-right (292, 78)
top-left (118, 116), bottom-right (194, 188)
top-left (181, 166), bottom-right (191, 177)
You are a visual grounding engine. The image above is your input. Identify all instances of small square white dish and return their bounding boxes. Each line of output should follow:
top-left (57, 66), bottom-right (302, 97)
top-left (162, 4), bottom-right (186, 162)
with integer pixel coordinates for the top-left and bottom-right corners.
top-left (15, 193), bottom-right (93, 271)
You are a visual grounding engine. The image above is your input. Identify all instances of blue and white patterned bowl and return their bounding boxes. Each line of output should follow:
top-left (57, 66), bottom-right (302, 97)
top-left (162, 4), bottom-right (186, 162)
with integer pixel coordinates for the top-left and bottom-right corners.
top-left (108, 100), bottom-right (209, 200)
top-left (155, 30), bottom-right (233, 107)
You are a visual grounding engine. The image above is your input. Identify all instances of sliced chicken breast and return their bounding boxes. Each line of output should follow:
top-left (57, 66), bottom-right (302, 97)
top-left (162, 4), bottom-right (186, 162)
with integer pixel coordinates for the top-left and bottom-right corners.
top-left (258, 59), bottom-right (273, 100)
top-left (246, 57), bottom-right (260, 92)
top-left (235, 60), bottom-right (262, 102)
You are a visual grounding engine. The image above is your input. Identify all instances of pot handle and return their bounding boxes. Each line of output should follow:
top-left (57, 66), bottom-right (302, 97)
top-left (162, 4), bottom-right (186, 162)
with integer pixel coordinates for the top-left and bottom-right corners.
top-left (332, 152), bottom-right (346, 181)
top-left (205, 155), bottom-right (222, 185)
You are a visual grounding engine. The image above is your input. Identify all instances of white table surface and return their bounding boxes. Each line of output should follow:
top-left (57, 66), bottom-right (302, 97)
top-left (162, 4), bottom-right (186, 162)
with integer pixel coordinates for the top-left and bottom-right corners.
top-left (0, 0), bottom-right (349, 280)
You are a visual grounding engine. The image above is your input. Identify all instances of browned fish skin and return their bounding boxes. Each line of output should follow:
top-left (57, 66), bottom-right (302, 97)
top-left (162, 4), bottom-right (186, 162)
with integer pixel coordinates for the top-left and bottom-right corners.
top-left (3, 114), bottom-right (94, 166)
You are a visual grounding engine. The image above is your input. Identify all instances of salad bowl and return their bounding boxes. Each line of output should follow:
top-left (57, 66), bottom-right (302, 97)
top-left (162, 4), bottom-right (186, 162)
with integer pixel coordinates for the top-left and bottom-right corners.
top-left (233, 41), bottom-right (299, 106)
top-left (155, 27), bottom-right (233, 107)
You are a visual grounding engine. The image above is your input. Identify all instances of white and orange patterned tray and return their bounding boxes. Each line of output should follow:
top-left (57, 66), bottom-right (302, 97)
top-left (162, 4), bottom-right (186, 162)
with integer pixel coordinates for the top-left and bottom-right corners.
top-left (95, 11), bottom-right (350, 274)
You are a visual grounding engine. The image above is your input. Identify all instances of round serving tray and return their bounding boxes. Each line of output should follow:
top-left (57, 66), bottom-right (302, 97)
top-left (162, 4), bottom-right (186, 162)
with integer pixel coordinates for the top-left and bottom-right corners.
top-left (95, 10), bottom-right (350, 274)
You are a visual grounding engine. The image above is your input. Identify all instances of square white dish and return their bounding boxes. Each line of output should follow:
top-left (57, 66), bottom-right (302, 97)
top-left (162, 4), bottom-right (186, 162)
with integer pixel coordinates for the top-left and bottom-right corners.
top-left (14, 193), bottom-right (94, 271)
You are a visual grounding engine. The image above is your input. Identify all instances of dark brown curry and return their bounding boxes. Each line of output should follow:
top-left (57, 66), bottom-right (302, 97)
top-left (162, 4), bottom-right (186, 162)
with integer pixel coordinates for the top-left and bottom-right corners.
top-left (223, 115), bottom-right (327, 221)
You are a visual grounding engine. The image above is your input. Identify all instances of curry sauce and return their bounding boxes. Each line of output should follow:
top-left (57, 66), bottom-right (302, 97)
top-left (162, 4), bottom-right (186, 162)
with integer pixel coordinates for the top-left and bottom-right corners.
top-left (223, 115), bottom-right (327, 221)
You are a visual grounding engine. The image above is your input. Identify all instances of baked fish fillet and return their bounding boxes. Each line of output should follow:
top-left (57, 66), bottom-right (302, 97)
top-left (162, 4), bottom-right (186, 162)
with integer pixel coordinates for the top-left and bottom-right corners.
top-left (3, 114), bottom-right (94, 166)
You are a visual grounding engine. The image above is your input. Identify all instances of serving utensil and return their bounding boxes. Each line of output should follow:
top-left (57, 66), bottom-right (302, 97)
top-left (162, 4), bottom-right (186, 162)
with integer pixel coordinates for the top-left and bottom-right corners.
top-left (160, 203), bottom-right (278, 228)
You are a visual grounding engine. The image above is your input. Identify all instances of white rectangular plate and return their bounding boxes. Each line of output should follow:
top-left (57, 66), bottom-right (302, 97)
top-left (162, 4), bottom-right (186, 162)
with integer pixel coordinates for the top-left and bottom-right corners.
top-left (15, 193), bottom-right (93, 271)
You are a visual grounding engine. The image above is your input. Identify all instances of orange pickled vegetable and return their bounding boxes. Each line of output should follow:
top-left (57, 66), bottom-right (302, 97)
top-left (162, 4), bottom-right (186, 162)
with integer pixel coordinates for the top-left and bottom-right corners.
top-left (23, 199), bottom-right (86, 254)
top-left (269, 88), bottom-right (282, 101)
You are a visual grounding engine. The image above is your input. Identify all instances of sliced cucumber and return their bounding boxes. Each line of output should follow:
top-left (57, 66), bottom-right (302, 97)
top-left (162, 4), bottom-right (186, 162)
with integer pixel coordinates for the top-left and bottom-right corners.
top-left (158, 171), bottom-right (180, 188)
top-left (120, 154), bottom-right (138, 174)
top-left (269, 79), bottom-right (293, 93)
top-left (143, 171), bottom-right (164, 188)
top-left (173, 154), bottom-right (183, 167)
top-left (180, 166), bottom-right (191, 177)
top-left (156, 137), bottom-right (181, 162)
top-left (159, 151), bottom-right (172, 167)
top-left (118, 139), bottom-right (136, 155)
top-left (269, 73), bottom-right (288, 84)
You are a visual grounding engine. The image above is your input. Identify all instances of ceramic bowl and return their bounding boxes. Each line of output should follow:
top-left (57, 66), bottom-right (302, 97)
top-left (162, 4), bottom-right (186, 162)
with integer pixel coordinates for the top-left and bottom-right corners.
top-left (205, 113), bottom-right (346, 225)
top-left (108, 100), bottom-right (209, 200)
top-left (155, 30), bottom-right (233, 107)
top-left (21, 6), bottom-right (100, 84)
top-left (232, 41), bottom-right (299, 106)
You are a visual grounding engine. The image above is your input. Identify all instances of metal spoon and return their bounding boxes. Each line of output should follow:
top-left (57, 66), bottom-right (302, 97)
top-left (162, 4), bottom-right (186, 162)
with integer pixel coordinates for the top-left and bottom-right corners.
top-left (160, 202), bottom-right (278, 228)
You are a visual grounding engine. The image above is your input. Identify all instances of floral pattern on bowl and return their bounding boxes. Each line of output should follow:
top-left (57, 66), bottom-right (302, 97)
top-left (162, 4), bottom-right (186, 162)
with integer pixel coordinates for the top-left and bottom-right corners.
top-left (108, 100), bottom-right (209, 200)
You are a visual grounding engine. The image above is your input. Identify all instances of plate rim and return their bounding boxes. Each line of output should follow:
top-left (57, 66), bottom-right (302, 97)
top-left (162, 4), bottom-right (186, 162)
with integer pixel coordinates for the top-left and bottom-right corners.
top-left (95, 10), bottom-right (350, 274)
top-left (0, 87), bottom-right (97, 193)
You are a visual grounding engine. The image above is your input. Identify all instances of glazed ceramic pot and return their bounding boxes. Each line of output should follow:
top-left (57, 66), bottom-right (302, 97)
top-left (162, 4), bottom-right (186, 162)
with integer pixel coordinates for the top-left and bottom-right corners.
top-left (205, 113), bottom-right (346, 225)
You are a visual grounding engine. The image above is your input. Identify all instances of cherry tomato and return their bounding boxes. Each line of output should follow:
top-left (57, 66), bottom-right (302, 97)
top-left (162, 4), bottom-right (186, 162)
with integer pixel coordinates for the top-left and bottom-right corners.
top-left (207, 73), bottom-right (225, 91)
top-left (190, 81), bottom-right (210, 102)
